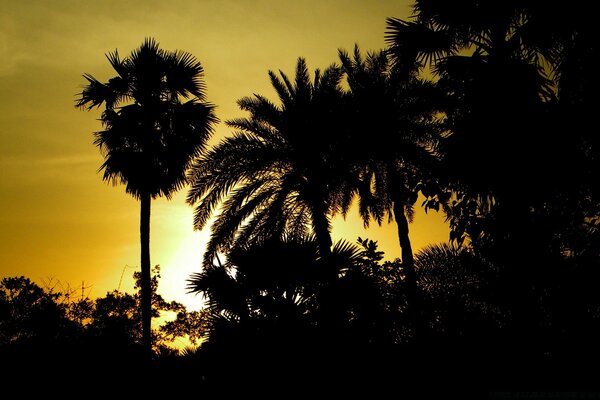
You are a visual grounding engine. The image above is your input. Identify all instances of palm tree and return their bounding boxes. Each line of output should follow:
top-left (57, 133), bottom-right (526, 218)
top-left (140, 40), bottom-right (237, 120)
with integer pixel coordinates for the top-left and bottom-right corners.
top-left (186, 236), bottom-right (363, 387)
top-left (187, 58), bottom-right (348, 266)
top-left (188, 237), bottom-right (360, 326)
top-left (338, 46), bottom-right (441, 300)
top-left (76, 38), bottom-right (217, 355)
top-left (415, 243), bottom-right (497, 319)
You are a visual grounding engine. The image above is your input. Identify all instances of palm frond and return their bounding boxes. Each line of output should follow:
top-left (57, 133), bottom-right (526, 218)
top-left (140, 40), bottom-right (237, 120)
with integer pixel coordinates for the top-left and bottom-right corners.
top-left (187, 131), bottom-right (281, 203)
top-left (226, 118), bottom-right (278, 142)
top-left (404, 203), bottom-right (416, 224)
top-left (236, 95), bottom-right (282, 130)
top-left (331, 239), bottom-right (361, 264)
top-left (268, 70), bottom-right (293, 107)
top-left (293, 58), bottom-right (312, 101)
top-left (79, 37), bottom-right (217, 200)
top-left (76, 74), bottom-right (113, 110)
top-left (315, 64), bottom-right (343, 94)
top-left (166, 49), bottom-right (206, 100)
top-left (233, 203), bottom-right (281, 250)
top-left (187, 264), bottom-right (247, 316)
top-left (211, 182), bottom-right (280, 248)
top-left (385, 18), bottom-right (453, 70)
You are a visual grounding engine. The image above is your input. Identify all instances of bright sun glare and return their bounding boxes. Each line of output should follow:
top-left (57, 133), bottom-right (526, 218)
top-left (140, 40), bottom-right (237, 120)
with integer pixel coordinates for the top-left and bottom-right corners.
top-left (159, 228), bottom-right (209, 312)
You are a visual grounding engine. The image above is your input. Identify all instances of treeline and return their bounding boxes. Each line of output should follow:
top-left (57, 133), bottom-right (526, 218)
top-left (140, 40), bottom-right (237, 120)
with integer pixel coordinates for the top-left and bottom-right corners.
top-left (0, 268), bottom-right (205, 371)
top-left (2, 0), bottom-right (598, 394)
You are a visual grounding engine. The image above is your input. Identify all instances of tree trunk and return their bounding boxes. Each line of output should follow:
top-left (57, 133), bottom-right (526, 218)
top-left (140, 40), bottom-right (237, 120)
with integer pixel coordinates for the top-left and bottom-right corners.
top-left (392, 193), bottom-right (423, 339)
top-left (311, 204), bottom-right (333, 261)
top-left (393, 200), bottom-right (416, 289)
top-left (140, 192), bottom-right (152, 357)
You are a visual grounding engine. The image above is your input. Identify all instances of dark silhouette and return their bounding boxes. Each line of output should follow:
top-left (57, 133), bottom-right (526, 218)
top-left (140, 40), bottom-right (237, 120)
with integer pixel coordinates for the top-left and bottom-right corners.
top-left (415, 243), bottom-right (501, 343)
top-left (338, 46), bottom-right (443, 336)
top-left (184, 1), bottom-right (599, 393)
top-left (385, 1), bottom-right (585, 245)
top-left (76, 38), bottom-right (217, 355)
top-left (385, 0), bottom-right (600, 392)
top-left (0, 276), bottom-right (76, 346)
top-left (81, 265), bottom-right (207, 351)
top-left (3, 0), bottom-right (597, 395)
top-left (187, 58), bottom-right (349, 265)
top-left (186, 236), bottom-right (408, 393)
top-left (0, 269), bottom-right (208, 393)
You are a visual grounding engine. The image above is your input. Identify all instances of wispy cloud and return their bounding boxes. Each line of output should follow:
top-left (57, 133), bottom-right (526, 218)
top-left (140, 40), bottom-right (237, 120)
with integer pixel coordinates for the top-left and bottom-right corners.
top-left (0, 16), bottom-right (33, 76)
top-left (0, 154), bottom-right (98, 168)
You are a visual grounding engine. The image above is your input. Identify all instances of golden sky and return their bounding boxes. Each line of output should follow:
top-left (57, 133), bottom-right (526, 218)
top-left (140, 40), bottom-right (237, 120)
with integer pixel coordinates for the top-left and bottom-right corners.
top-left (0, 0), bottom-right (447, 309)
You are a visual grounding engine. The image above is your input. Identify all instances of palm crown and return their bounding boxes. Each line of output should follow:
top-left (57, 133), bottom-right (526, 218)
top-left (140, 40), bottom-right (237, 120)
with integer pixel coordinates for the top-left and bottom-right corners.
top-left (76, 38), bottom-right (217, 199)
top-left (187, 58), bottom-right (350, 265)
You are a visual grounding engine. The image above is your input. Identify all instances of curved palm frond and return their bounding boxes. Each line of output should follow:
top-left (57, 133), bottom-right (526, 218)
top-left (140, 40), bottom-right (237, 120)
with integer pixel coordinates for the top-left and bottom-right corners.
top-left (165, 49), bottom-right (207, 100)
top-left (188, 57), bottom-right (346, 265)
top-left (268, 70), bottom-right (293, 107)
top-left (385, 18), bottom-right (454, 71)
top-left (331, 239), bottom-right (362, 267)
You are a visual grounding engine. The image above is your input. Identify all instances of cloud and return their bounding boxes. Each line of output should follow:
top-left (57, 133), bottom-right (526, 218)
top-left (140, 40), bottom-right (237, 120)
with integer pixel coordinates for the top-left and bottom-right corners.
top-left (0, 16), bottom-right (32, 76)
top-left (0, 153), bottom-right (100, 189)
top-left (0, 154), bottom-right (98, 168)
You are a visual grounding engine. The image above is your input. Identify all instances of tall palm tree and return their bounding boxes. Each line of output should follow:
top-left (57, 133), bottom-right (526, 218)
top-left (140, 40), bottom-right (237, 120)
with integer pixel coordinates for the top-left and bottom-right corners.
top-left (338, 46), bottom-right (441, 298)
top-left (76, 38), bottom-right (217, 355)
top-left (187, 58), bottom-right (348, 266)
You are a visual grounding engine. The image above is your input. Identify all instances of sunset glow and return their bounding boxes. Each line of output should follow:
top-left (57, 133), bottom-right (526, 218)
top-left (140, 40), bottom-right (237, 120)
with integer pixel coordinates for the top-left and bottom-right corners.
top-left (0, 1), bottom-right (450, 307)
top-left (2, 1), bottom-right (596, 393)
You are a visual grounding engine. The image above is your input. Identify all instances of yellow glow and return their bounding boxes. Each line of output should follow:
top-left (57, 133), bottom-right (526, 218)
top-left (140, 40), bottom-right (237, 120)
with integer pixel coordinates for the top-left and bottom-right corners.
top-left (154, 202), bottom-right (210, 311)
top-left (332, 196), bottom-right (449, 258)
top-left (0, 1), bottom-right (449, 309)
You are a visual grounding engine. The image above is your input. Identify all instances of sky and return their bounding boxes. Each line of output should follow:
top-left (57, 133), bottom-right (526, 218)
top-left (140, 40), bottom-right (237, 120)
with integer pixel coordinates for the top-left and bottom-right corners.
top-left (0, 0), bottom-right (448, 310)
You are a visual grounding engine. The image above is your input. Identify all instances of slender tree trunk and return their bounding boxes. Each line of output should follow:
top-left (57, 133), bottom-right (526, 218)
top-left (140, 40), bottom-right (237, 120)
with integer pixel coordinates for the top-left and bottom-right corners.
top-left (391, 192), bottom-right (423, 339)
top-left (140, 192), bottom-right (152, 357)
top-left (393, 200), bottom-right (416, 289)
top-left (388, 168), bottom-right (416, 287)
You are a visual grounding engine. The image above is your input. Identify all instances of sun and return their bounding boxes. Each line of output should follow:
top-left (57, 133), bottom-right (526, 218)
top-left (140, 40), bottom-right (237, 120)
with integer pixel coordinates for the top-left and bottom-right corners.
top-left (151, 195), bottom-right (212, 311)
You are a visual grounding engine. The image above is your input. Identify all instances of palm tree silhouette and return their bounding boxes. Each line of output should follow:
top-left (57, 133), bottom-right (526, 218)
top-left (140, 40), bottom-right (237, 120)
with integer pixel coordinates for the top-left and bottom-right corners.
top-left (187, 58), bottom-right (348, 266)
top-left (415, 243), bottom-right (500, 331)
top-left (76, 38), bottom-right (217, 355)
top-left (186, 236), bottom-right (365, 388)
top-left (338, 46), bottom-right (441, 317)
top-left (188, 237), bottom-right (347, 325)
